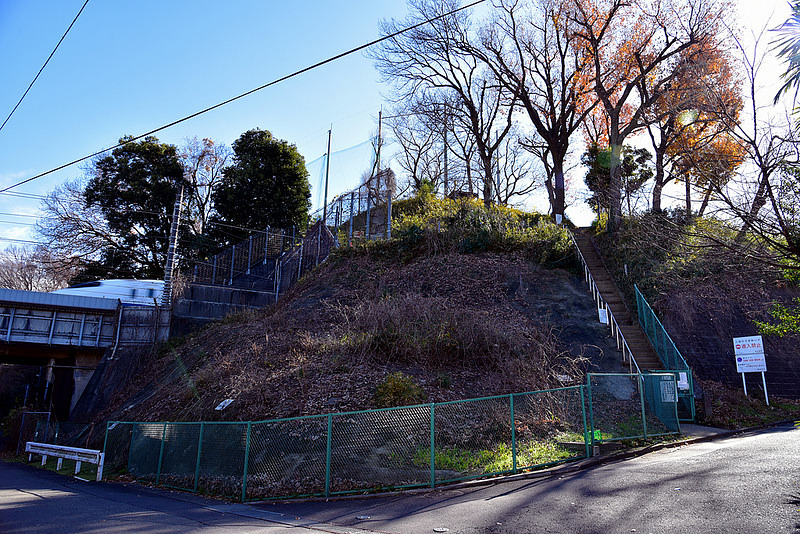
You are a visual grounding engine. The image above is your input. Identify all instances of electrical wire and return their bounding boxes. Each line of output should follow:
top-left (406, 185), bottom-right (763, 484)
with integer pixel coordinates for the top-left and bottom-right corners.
top-left (0, 0), bottom-right (487, 195)
top-left (0, 0), bottom-right (90, 134)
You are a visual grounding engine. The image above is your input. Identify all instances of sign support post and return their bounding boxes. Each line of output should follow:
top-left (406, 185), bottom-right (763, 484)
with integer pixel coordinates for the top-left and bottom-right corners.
top-left (733, 335), bottom-right (768, 406)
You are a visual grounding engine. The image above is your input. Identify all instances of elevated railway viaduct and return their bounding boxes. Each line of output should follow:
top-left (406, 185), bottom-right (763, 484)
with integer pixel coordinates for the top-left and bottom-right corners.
top-left (0, 289), bottom-right (168, 420)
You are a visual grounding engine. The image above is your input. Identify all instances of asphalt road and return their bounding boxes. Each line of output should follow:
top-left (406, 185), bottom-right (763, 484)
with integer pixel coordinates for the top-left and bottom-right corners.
top-left (2, 423), bottom-right (798, 533)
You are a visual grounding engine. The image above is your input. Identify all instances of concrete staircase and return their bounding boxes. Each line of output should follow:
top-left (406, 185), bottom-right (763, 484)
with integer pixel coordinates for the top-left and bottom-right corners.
top-left (573, 230), bottom-right (663, 371)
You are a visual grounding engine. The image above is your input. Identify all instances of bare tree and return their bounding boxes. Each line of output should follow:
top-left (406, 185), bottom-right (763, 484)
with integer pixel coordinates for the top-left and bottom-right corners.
top-left (373, 0), bottom-right (515, 207)
top-left (36, 179), bottom-right (128, 271)
top-left (478, 0), bottom-right (597, 221)
top-left (643, 38), bottom-right (743, 213)
top-left (388, 99), bottom-right (446, 194)
top-left (704, 26), bottom-right (800, 262)
top-left (572, 0), bottom-right (728, 231)
top-left (180, 137), bottom-right (230, 235)
top-left (0, 245), bottom-right (78, 292)
top-left (495, 129), bottom-right (540, 205)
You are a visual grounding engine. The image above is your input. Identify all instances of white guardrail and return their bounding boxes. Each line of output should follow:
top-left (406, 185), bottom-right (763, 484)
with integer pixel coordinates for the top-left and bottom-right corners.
top-left (568, 231), bottom-right (641, 374)
top-left (26, 441), bottom-right (104, 481)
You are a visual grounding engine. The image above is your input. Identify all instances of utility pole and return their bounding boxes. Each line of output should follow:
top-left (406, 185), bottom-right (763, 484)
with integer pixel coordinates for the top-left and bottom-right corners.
top-left (322, 128), bottom-right (332, 225)
top-left (376, 108), bottom-right (382, 196)
top-left (443, 107), bottom-right (448, 198)
top-left (162, 185), bottom-right (184, 308)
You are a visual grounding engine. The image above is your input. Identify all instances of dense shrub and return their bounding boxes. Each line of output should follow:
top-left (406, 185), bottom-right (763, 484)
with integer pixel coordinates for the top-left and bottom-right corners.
top-left (373, 372), bottom-right (427, 408)
top-left (345, 195), bottom-right (575, 267)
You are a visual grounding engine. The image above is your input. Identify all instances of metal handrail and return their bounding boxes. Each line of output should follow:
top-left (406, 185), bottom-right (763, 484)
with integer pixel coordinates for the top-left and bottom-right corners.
top-left (568, 231), bottom-right (641, 374)
top-left (634, 284), bottom-right (689, 372)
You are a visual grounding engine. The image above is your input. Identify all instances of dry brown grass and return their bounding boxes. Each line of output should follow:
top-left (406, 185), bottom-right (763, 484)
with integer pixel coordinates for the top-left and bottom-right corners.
top-left (96, 251), bottom-right (589, 424)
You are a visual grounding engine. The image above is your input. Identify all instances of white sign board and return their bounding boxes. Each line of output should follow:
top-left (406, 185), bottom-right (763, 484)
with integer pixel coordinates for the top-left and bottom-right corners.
top-left (214, 398), bottom-right (234, 411)
top-left (733, 335), bottom-right (767, 373)
top-left (598, 308), bottom-right (608, 325)
top-left (660, 378), bottom-right (676, 403)
top-left (677, 372), bottom-right (689, 391)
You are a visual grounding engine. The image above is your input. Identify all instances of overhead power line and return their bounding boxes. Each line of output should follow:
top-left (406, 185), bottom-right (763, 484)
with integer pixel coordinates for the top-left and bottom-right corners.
top-left (0, 0), bottom-right (486, 195)
top-left (0, 0), bottom-right (90, 134)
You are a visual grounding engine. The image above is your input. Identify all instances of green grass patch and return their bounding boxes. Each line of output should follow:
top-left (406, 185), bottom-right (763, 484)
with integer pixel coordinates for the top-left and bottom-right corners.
top-left (412, 439), bottom-right (578, 475)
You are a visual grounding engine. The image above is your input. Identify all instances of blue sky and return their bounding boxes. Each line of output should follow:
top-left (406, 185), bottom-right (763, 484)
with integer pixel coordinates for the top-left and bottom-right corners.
top-left (0, 0), bottom-right (792, 246)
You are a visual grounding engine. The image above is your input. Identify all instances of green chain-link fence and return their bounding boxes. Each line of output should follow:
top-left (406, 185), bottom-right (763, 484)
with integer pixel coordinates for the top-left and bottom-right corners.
top-left (635, 285), bottom-right (695, 421)
top-left (101, 376), bottom-right (681, 501)
top-left (587, 373), bottom-right (679, 443)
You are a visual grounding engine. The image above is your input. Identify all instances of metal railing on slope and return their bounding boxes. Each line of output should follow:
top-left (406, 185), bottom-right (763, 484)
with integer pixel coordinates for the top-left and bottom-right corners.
top-left (191, 226), bottom-right (299, 288)
top-left (568, 231), bottom-right (641, 374)
top-left (634, 285), bottom-right (695, 421)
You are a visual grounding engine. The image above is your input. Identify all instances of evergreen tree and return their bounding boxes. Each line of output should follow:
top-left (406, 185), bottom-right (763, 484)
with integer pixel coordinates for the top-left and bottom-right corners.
top-left (211, 129), bottom-right (310, 245)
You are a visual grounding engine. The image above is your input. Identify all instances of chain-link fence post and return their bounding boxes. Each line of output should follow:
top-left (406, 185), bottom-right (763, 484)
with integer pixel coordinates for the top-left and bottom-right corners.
top-left (510, 393), bottom-right (517, 474)
top-left (229, 245), bottom-right (235, 285)
top-left (156, 423), bottom-right (166, 485)
top-left (102, 422), bottom-right (111, 476)
top-left (325, 414), bottom-right (332, 498)
top-left (639, 375), bottom-right (648, 438)
top-left (246, 236), bottom-right (253, 274)
top-left (241, 422), bottom-right (252, 502)
top-left (274, 257), bottom-right (280, 299)
top-left (429, 403), bottom-right (435, 488)
top-left (587, 377), bottom-right (595, 453)
top-left (580, 385), bottom-right (590, 459)
top-left (128, 423), bottom-right (136, 470)
top-left (194, 422), bottom-right (204, 492)
top-left (366, 190), bottom-right (371, 241)
top-left (297, 243), bottom-right (304, 280)
top-left (349, 192), bottom-right (355, 245)
top-left (387, 192), bottom-right (392, 240)
top-left (316, 223), bottom-right (321, 267)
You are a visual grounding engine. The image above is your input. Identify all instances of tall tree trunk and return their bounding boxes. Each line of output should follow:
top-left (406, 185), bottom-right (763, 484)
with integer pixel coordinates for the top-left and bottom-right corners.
top-left (685, 177), bottom-right (692, 216)
top-left (543, 171), bottom-right (555, 216)
top-left (607, 141), bottom-right (623, 232)
top-left (481, 153), bottom-right (494, 208)
top-left (652, 149), bottom-right (665, 212)
top-left (736, 172), bottom-right (769, 242)
top-left (552, 151), bottom-right (566, 223)
top-left (698, 188), bottom-right (712, 216)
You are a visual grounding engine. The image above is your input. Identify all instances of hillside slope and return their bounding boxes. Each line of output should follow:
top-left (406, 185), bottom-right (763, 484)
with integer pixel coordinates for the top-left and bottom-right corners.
top-left (595, 214), bottom-right (800, 399)
top-left (94, 250), bottom-right (619, 424)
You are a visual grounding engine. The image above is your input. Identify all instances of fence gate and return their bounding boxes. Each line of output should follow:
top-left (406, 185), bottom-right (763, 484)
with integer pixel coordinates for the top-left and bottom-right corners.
top-left (587, 373), bottom-right (680, 444)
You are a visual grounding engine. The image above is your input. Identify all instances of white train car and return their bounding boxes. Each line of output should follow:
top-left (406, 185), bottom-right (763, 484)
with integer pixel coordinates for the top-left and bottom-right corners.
top-left (51, 279), bottom-right (165, 306)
